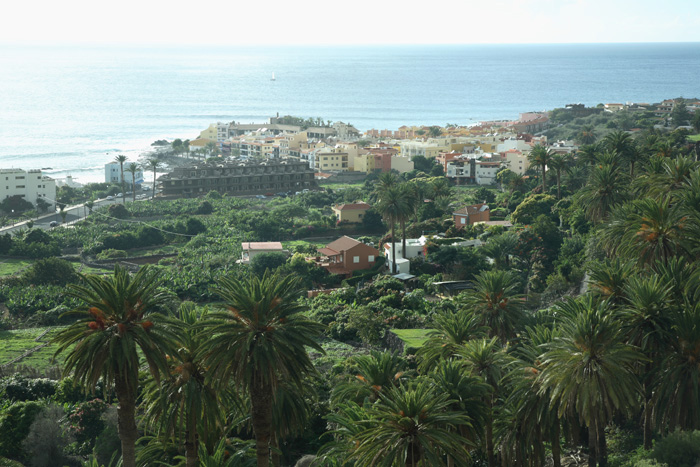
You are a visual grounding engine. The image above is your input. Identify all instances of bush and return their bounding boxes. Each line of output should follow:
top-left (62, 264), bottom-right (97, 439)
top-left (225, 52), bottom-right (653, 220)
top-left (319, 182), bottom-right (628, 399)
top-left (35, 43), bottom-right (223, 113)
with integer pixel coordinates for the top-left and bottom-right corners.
top-left (21, 258), bottom-right (78, 286)
top-left (107, 204), bottom-right (129, 219)
top-left (22, 404), bottom-right (73, 467)
top-left (250, 252), bottom-right (288, 277)
top-left (195, 200), bottom-right (214, 214)
top-left (0, 400), bottom-right (44, 460)
top-left (0, 375), bottom-right (57, 402)
top-left (651, 430), bottom-right (700, 467)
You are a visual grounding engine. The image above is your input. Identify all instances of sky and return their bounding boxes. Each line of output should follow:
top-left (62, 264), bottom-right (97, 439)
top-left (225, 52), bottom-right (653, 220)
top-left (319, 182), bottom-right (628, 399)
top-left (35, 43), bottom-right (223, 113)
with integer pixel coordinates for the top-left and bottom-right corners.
top-left (2, 0), bottom-right (700, 46)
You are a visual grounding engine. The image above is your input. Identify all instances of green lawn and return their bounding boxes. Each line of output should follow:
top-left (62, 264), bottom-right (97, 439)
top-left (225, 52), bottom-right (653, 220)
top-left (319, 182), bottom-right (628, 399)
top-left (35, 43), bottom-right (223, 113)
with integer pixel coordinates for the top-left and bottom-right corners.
top-left (688, 134), bottom-right (700, 142)
top-left (0, 259), bottom-right (33, 277)
top-left (283, 240), bottom-right (327, 250)
top-left (391, 329), bottom-right (433, 351)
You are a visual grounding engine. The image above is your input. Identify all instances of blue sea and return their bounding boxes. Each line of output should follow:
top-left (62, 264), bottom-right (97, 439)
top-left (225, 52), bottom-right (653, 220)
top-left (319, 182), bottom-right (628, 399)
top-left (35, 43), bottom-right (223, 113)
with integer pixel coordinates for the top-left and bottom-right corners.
top-left (0, 43), bottom-right (699, 184)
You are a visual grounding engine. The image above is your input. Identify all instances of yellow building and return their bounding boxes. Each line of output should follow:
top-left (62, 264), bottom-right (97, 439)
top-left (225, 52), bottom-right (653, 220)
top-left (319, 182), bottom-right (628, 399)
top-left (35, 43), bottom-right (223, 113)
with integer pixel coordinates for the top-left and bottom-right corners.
top-left (316, 150), bottom-right (349, 172)
top-left (199, 124), bottom-right (218, 141)
top-left (332, 202), bottom-right (372, 223)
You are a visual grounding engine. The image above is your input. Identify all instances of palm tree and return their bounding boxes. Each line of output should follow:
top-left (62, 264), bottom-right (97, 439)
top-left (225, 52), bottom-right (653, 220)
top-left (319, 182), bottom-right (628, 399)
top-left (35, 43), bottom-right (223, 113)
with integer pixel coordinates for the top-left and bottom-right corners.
top-left (586, 257), bottom-right (637, 305)
top-left (655, 302), bottom-right (700, 431)
top-left (377, 186), bottom-right (410, 274)
top-left (142, 303), bottom-right (237, 467)
top-left (459, 270), bottom-right (524, 344)
top-left (351, 381), bottom-right (472, 467)
top-left (576, 163), bottom-right (628, 223)
top-left (548, 153), bottom-right (570, 199)
top-left (505, 326), bottom-right (563, 467)
top-left (417, 310), bottom-right (487, 372)
top-left (538, 297), bottom-right (643, 467)
top-left (333, 350), bottom-right (409, 405)
top-left (609, 197), bottom-right (692, 268)
top-left (52, 265), bottom-right (180, 467)
top-left (115, 154), bottom-right (127, 204)
top-left (620, 276), bottom-right (672, 449)
top-left (126, 163), bottom-right (138, 202)
top-left (147, 158), bottom-right (160, 200)
top-left (527, 145), bottom-right (553, 193)
top-left (603, 131), bottom-right (633, 164)
top-left (578, 125), bottom-right (597, 145)
top-left (459, 338), bottom-right (511, 467)
top-left (430, 360), bottom-right (490, 466)
top-left (480, 235), bottom-right (511, 269)
top-left (199, 271), bottom-right (325, 467)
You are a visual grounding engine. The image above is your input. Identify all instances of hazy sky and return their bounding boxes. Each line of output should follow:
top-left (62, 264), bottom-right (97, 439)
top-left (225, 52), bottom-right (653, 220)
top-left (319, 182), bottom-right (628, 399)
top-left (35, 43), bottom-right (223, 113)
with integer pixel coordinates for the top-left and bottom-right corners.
top-left (3, 0), bottom-right (699, 46)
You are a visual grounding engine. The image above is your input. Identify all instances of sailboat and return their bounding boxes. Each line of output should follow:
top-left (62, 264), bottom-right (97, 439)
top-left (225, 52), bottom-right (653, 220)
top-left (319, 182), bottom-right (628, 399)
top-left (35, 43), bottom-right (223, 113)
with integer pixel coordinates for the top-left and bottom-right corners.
top-left (271, 72), bottom-right (276, 81)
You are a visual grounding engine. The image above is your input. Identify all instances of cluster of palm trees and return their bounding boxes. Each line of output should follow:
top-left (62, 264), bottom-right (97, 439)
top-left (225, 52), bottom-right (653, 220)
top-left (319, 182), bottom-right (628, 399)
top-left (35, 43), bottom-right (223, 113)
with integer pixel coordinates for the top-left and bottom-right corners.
top-left (374, 172), bottom-right (452, 273)
top-left (53, 268), bottom-right (323, 467)
top-left (320, 263), bottom-right (700, 466)
top-left (112, 155), bottom-right (161, 203)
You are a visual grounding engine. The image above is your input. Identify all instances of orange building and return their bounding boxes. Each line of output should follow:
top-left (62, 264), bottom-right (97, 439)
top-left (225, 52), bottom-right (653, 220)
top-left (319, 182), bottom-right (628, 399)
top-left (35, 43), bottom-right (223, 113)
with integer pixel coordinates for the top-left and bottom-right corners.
top-left (453, 203), bottom-right (490, 229)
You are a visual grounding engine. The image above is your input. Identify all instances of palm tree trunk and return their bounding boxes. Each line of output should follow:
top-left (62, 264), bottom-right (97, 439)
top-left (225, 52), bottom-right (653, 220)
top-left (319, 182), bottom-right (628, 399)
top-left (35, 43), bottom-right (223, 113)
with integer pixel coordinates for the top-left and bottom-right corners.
top-left (486, 406), bottom-right (496, 467)
top-left (556, 171), bottom-right (561, 200)
top-left (115, 377), bottom-right (138, 467)
top-left (251, 381), bottom-right (274, 467)
top-left (132, 178), bottom-right (136, 203)
top-left (120, 164), bottom-right (126, 204)
top-left (643, 397), bottom-right (653, 450)
top-left (552, 420), bottom-right (562, 467)
top-left (185, 411), bottom-right (198, 467)
top-left (541, 165), bottom-right (546, 192)
top-left (391, 223), bottom-right (397, 274)
top-left (587, 423), bottom-right (597, 467)
top-left (599, 427), bottom-right (608, 467)
top-left (515, 436), bottom-right (523, 467)
top-left (270, 431), bottom-right (281, 467)
top-left (401, 219), bottom-right (407, 263)
top-left (152, 169), bottom-right (156, 200)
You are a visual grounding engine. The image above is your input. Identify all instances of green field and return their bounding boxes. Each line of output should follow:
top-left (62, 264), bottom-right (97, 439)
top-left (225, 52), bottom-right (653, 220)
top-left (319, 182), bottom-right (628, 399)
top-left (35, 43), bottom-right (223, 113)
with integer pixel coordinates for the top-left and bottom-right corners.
top-left (391, 329), bottom-right (433, 351)
top-left (318, 182), bottom-right (365, 190)
top-left (688, 134), bottom-right (700, 142)
top-left (283, 240), bottom-right (327, 250)
top-left (0, 328), bottom-right (55, 366)
top-left (0, 259), bottom-right (33, 277)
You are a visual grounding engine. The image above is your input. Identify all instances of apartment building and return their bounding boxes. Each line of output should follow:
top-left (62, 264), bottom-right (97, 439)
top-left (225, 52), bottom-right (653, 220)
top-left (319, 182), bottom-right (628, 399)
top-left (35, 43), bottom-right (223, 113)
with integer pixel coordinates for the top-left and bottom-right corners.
top-left (0, 169), bottom-right (56, 209)
top-left (158, 158), bottom-right (315, 197)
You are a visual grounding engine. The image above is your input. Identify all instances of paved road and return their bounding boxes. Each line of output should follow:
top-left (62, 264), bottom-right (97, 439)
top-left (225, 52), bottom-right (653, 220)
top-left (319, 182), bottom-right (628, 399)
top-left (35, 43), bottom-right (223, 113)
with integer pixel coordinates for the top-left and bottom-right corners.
top-left (0, 194), bottom-right (152, 235)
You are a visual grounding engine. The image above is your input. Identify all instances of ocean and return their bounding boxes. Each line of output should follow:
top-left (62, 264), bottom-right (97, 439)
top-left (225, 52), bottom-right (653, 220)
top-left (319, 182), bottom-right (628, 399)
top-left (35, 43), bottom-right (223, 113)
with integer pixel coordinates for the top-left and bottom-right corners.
top-left (0, 43), bottom-right (699, 184)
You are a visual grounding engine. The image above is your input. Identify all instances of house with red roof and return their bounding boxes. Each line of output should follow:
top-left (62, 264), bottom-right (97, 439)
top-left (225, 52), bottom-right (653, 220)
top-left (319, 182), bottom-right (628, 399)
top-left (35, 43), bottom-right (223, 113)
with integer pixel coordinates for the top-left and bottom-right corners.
top-left (332, 202), bottom-right (372, 224)
top-left (316, 236), bottom-right (380, 276)
top-left (453, 203), bottom-right (490, 230)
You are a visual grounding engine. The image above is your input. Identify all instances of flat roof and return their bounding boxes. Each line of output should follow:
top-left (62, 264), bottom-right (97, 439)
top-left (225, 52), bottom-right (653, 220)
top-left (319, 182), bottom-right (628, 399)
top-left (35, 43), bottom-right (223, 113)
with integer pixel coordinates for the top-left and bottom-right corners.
top-left (241, 242), bottom-right (284, 250)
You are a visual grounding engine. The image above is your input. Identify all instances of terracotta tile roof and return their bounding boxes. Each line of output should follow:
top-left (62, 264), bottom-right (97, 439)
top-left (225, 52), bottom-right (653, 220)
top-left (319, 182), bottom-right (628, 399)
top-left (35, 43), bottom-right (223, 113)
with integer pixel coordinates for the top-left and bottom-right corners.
top-left (318, 247), bottom-right (340, 257)
top-left (334, 202), bottom-right (371, 211)
top-left (453, 203), bottom-right (490, 216)
top-left (325, 235), bottom-right (362, 252)
top-left (241, 242), bottom-right (284, 250)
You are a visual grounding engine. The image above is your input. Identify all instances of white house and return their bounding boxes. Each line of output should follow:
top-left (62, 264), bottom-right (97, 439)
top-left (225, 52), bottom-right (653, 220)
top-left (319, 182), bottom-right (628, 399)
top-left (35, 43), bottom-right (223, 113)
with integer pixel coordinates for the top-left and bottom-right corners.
top-left (0, 168), bottom-right (56, 209)
top-left (238, 242), bottom-right (289, 264)
top-left (475, 161), bottom-right (501, 185)
top-left (105, 163), bottom-right (144, 186)
top-left (383, 236), bottom-right (428, 274)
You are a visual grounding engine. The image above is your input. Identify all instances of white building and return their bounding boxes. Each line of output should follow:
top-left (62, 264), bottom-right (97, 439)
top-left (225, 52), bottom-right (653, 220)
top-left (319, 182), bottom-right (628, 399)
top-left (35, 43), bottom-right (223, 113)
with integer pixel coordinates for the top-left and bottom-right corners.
top-left (105, 163), bottom-right (144, 186)
top-left (0, 168), bottom-right (56, 209)
top-left (384, 236), bottom-right (428, 274)
top-left (475, 161), bottom-right (501, 185)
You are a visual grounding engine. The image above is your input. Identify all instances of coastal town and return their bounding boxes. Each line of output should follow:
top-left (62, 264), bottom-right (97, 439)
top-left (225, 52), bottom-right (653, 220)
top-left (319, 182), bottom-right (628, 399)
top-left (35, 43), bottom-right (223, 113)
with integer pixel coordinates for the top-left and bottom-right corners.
top-left (1, 96), bottom-right (700, 467)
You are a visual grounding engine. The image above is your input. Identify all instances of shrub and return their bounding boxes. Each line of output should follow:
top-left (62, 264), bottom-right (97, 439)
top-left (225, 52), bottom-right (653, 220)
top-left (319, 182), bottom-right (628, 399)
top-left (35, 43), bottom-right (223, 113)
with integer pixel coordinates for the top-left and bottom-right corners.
top-left (195, 200), bottom-right (214, 214)
top-left (0, 400), bottom-right (44, 460)
top-left (651, 430), bottom-right (700, 467)
top-left (22, 258), bottom-right (78, 286)
top-left (22, 404), bottom-right (73, 467)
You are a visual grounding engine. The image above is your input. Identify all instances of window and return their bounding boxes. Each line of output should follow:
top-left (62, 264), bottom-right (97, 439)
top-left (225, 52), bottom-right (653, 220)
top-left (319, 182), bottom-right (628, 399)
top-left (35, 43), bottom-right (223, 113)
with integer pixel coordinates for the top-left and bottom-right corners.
top-left (368, 255), bottom-right (375, 262)
top-left (16, 185), bottom-right (25, 188)
top-left (353, 256), bottom-right (360, 263)
top-left (461, 217), bottom-right (466, 224)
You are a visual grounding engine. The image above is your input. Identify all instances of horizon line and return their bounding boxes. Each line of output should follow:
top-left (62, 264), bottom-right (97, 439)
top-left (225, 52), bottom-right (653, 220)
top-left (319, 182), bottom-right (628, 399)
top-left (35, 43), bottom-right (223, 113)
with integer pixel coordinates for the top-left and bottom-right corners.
top-left (2, 40), bottom-right (700, 49)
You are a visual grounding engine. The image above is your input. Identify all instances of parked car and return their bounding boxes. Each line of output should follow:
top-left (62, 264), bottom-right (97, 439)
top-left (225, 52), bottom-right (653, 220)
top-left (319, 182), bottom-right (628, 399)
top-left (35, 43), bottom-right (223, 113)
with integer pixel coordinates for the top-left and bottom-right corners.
top-left (49, 221), bottom-right (58, 228)
top-left (106, 195), bottom-right (114, 200)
